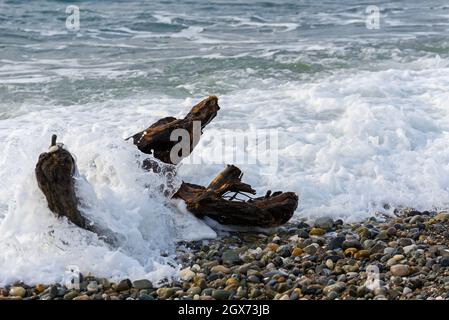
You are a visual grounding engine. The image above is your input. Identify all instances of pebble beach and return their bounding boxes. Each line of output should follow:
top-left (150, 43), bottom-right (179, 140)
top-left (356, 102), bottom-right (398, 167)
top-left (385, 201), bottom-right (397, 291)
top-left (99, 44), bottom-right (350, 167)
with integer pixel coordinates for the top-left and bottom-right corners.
top-left (2, 209), bottom-right (449, 300)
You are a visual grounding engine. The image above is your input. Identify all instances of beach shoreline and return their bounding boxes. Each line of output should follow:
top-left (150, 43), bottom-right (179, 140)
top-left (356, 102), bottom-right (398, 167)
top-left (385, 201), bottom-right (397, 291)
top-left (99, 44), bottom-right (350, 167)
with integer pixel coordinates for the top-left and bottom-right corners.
top-left (2, 209), bottom-right (449, 300)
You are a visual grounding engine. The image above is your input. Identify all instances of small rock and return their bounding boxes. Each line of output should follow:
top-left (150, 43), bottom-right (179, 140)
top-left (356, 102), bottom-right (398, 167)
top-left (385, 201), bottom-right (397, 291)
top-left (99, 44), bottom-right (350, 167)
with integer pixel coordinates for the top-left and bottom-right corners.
top-left (222, 250), bottom-right (241, 265)
top-left (398, 238), bottom-right (413, 247)
top-left (212, 289), bottom-right (230, 300)
top-left (327, 291), bottom-right (338, 300)
top-left (325, 259), bottom-right (334, 270)
top-left (139, 294), bottom-right (155, 300)
top-left (156, 288), bottom-right (174, 299)
top-left (370, 242), bottom-right (387, 253)
top-left (403, 287), bottom-right (412, 295)
top-left (441, 257), bottom-right (449, 268)
top-left (187, 286), bottom-right (202, 296)
top-left (63, 291), bottom-right (79, 300)
top-left (179, 268), bottom-right (196, 282)
top-left (48, 285), bottom-right (59, 299)
top-left (132, 279), bottom-right (153, 290)
top-left (9, 287), bottom-right (26, 298)
top-left (303, 244), bottom-right (319, 255)
top-left (342, 240), bottom-right (362, 250)
top-left (309, 228), bottom-right (326, 236)
top-left (297, 230), bottom-right (310, 239)
top-left (403, 244), bottom-right (417, 255)
top-left (210, 265), bottom-right (231, 274)
top-left (116, 279), bottom-right (132, 292)
top-left (435, 212), bottom-right (449, 222)
top-left (314, 217), bottom-right (334, 231)
top-left (390, 264), bottom-right (411, 277)
top-left (35, 284), bottom-right (45, 294)
top-left (386, 227), bottom-right (397, 236)
top-left (73, 295), bottom-right (90, 300)
top-left (376, 230), bottom-right (389, 240)
top-left (291, 247), bottom-right (303, 257)
top-left (87, 281), bottom-right (98, 293)
top-left (327, 236), bottom-right (346, 250)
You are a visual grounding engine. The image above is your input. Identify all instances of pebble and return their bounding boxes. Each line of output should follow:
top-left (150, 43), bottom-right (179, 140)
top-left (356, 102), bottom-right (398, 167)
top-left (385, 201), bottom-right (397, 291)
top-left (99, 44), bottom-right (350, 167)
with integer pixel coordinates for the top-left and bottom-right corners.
top-left (222, 250), bottom-right (240, 265)
top-left (327, 291), bottom-right (338, 300)
top-left (156, 288), bottom-right (174, 299)
top-left (342, 240), bottom-right (362, 250)
top-left (212, 289), bottom-right (230, 300)
top-left (403, 287), bottom-right (412, 295)
top-left (435, 212), bottom-right (449, 222)
top-left (327, 236), bottom-right (346, 250)
top-left (377, 230), bottom-right (389, 240)
top-left (63, 291), bottom-right (79, 300)
top-left (314, 217), bottom-right (334, 231)
top-left (210, 265), bottom-right (231, 274)
top-left (370, 242), bottom-right (387, 253)
top-left (116, 279), bottom-right (132, 292)
top-left (179, 268), bottom-right (196, 281)
top-left (187, 286), bottom-right (202, 295)
top-left (9, 286), bottom-right (26, 298)
top-left (291, 247), bottom-right (303, 257)
top-left (132, 279), bottom-right (153, 290)
top-left (403, 244), bottom-right (417, 255)
top-left (303, 244), bottom-right (319, 255)
top-left (309, 228), bottom-right (326, 236)
top-left (441, 257), bottom-right (449, 267)
top-left (87, 281), bottom-right (98, 293)
top-left (35, 284), bottom-right (45, 293)
top-left (390, 264), bottom-right (411, 277)
top-left (267, 243), bottom-right (279, 252)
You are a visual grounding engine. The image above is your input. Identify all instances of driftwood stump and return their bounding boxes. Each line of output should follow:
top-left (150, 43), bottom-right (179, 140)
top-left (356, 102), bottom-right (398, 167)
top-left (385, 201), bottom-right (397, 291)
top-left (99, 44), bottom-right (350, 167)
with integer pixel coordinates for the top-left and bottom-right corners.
top-left (129, 96), bottom-right (220, 164)
top-left (35, 135), bottom-right (86, 229)
top-left (173, 165), bottom-right (298, 227)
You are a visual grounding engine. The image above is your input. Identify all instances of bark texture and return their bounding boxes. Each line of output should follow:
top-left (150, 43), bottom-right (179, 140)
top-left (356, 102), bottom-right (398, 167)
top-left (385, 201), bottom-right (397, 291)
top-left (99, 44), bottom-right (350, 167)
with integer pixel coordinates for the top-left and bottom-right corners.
top-left (173, 165), bottom-right (298, 227)
top-left (129, 96), bottom-right (220, 164)
top-left (35, 135), bottom-right (86, 228)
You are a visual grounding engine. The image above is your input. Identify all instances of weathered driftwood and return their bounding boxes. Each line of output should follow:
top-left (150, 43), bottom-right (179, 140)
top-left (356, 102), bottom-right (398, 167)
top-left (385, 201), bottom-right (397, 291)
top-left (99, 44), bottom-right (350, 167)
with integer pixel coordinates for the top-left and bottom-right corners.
top-left (173, 165), bottom-right (298, 227)
top-left (128, 96), bottom-right (220, 164)
top-left (35, 135), bottom-right (87, 229)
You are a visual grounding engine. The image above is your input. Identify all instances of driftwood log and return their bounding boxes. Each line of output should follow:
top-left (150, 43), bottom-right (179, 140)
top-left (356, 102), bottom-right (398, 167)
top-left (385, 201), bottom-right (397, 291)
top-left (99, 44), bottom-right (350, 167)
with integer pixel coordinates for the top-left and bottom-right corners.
top-left (35, 97), bottom-right (298, 232)
top-left (35, 135), bottom-right (87, 229)
top-left (173, 165), bottom-right (298, 227)
top-left (128, 96), bottom-right (220, 164)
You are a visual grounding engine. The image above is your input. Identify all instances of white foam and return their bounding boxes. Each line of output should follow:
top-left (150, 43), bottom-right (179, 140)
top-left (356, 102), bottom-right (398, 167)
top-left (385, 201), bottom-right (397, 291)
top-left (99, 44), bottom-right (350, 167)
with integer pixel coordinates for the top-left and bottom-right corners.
top-left (2, 56), bottom-right (449, 285)
top-left (0, 102), bottom-right (216, 286)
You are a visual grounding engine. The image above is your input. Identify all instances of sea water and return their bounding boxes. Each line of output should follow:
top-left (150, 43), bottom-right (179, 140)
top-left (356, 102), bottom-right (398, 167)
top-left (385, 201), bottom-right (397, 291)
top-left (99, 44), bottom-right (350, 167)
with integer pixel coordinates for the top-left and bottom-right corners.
top-left (1, 0), bottom-right (449, 285)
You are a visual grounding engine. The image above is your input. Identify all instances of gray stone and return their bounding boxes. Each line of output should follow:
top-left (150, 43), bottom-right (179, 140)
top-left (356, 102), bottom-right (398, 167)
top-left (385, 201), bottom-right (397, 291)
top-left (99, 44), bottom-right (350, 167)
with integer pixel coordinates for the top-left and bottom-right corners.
top-left (132, 279), bottom-right (153, 290)
top-left (342, 239), bottom-right (362, 250)
top-left (87, 281), bottom-right (98, 293)
top-left (327, 236), bottom-right (346, 250)
top-left (303, 244), bottom-right (318, 255)
top-left (63, 291), bottom-right (79, 300)
top-left (212, 289), bottom-right (230, 300)
top-left (222, 250), bottom-right (241, 266)
top-left (314, 217), bottom-right (334, 231)
top-left (370, 242), bottom-right (387, 254)
top-left (116, 279), bottom-right (132, 291)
